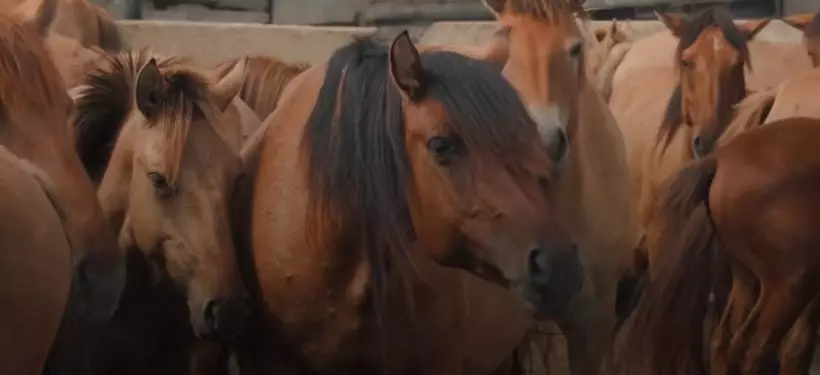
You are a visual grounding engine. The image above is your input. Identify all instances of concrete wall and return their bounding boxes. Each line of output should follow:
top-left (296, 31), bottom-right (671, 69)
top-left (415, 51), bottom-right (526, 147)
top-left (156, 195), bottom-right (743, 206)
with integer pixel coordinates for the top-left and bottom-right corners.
top-left (116, 19), bottom-right (804, 66)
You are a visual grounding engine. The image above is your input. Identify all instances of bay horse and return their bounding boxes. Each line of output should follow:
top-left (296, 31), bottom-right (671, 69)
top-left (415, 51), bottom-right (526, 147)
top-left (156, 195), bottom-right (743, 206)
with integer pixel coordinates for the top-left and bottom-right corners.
top-left (0, 0), bottom-right (124, 326)
top-left (236, 31), bottom-right (582, 374)
top-left (783, 11), bottom-right (820, 67)
top-left (469, 0), bottom-right (641, 373)
top-left (621, 116), bottom-right (820, 375)
top-left (609, 8), bottom-right (769, 278)
top-left (62, 51), bottom-right (251, 374)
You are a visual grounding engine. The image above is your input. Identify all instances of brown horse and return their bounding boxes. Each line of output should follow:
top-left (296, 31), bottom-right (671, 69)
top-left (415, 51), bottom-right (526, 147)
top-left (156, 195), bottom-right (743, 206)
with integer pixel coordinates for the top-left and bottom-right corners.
top-left (466, 0), bottom-right (642, 374)
top-left (63, 50), bottom-right (250, 374)
top-left (0, 0), bottom-right (124, 325)
top-left (783, 12), bottom-right (820, 67)
top-left (609, 9), bottom-right (769, 275)
top-left (0, 146), bottom-right (74, 375)
top-left (8, 0), bottom-right (122, 51)
top-left (214, 55), bottom-right (309, 121)
top-left (621, 116), bottom-right (820, 375)
top-left (236, 31), bottom-right (582, 374)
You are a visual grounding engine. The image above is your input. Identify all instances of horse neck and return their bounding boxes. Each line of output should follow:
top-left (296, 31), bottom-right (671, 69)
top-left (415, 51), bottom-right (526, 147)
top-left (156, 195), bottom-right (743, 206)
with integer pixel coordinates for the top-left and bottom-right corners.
top-left (553, 83), bottom-right (635, 233)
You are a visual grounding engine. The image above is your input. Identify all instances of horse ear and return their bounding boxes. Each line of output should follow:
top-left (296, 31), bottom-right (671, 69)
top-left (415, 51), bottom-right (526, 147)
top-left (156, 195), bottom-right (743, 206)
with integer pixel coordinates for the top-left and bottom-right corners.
top-left (388, 31), bottom-right (426, 101)
top-left (30, 0), bottom-right (57, 36)
top-left (782, 13), bottom-right (815, 32)
top-left (481, 0), bottom-right (505, 18)
top-left (655, 11), bottom-right (688, 38)
top-left (135, 58), bottom-right (164, 119)
top-left (211, 57), bottom-right (246, 112)
top-left (739, 19), bottom-right (771, 40)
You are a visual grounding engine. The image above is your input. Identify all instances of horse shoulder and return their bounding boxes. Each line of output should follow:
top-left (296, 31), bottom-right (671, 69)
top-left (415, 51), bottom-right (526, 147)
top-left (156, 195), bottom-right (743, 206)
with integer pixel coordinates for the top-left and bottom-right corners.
top-left (764, 67), bottom-right (820, 122)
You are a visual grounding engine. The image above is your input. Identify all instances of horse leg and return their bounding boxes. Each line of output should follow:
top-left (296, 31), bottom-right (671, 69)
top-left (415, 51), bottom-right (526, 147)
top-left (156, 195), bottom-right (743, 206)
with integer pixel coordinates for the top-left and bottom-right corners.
top-left (778, 295), bottom-right (820, 375)
top-left (710, 264), bottom-right (757, 375)
top-left (740, 279), bottom-right (812, 375)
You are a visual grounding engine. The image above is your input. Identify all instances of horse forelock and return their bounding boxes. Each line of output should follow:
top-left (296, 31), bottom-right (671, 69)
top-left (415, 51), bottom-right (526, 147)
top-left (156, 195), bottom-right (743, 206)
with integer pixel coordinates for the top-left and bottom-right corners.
top-left (676, 8), bottom-right (750, 65)
top-left (72, 50), bottom-right (207, 185)
top-left (0, 14), bottom-right (66, 124)
top-left (301, 36), bottom-right (540, 311)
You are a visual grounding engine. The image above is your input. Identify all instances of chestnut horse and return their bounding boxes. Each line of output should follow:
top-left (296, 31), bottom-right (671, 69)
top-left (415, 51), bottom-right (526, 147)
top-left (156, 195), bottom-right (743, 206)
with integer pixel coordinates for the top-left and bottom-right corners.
top-left (464, 0), bottom-right (641, 373)
top-left (214, 55), bottom-right (309, 121)
top-left (236, 31), bottom-right (582, 374)
top-left (783, 11), bottom-right (820, 67)
top-left (622, 116), bottom-right (820, 375)
top-left (0, 12), bottom-right (92, 373)
top-left (8, 0), bottom-right (122, 51)
top-left (0, 146), bottom-right (74, 375)
top-left (0, 0), bottom-right (124, 327)
top-left (59, 51), bottom-right (251, 374)
top-left (609, 9), bottom-right (769, 278)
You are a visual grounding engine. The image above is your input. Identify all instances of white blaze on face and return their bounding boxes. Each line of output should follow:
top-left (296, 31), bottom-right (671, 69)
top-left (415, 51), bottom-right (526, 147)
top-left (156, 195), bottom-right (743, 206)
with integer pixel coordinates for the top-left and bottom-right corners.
top-left (527, 104), bottom-right (570, 178)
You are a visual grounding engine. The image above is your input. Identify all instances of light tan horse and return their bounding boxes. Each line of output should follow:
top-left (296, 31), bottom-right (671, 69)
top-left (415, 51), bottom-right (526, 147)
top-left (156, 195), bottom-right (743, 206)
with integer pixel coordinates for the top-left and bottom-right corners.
top-left (470, 0), bottom-right (641, 373)
top-left (609, 9), bottom-right (770, 278)
top-left (63, 51), bottom-right (251, 374)
top-left (7, 0), bottom-right (121, 50)
top-left (583, 18), bottom-right (631, 101)
top-left (234, 31), bottom-right (583, 375)
top-left (0, 146), bottom-right (73, 375)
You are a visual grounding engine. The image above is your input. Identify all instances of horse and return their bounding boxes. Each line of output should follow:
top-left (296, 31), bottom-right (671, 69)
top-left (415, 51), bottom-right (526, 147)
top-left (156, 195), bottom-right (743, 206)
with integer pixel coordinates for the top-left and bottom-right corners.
top-left (609, 9), bottom-right (769, 279)
top-left (8, 0), bottom-right (122, 51)
top-left (464, 0), bottom-right (641, 373)
top-left (0, 5), bottom-right (125, 373)
top-left (0, 146), bottom-right (75, 375)
top-left (214, 55), bottom-right (309, 122)
top-left (783, 11), bottom-right (820, 67)
top-left (584, 18), bottom-right (631, 101)
top-left (621, 116), bottom-right (820, 375)
top-left (61, 51), bottom-right (251, 374)
top-left (0, 0), bottom-right (123, 328)
top-left (234, 31), bottom-right (583, 374)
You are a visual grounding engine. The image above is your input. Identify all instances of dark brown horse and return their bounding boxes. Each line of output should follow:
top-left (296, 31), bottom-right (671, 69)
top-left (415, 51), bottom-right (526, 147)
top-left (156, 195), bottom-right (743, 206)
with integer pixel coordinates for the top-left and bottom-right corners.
top-left (62, 51), bottom-right (250, 374)
top-left (236, 31), bottom-right (583, 374)
top-left (621, 117), bottom-right (820, 375)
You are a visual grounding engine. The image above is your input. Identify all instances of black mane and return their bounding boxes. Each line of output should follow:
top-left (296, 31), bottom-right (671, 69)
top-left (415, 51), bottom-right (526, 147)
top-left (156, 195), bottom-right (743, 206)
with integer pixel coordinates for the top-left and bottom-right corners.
top-left (302, 35), bottom-right (538, 306)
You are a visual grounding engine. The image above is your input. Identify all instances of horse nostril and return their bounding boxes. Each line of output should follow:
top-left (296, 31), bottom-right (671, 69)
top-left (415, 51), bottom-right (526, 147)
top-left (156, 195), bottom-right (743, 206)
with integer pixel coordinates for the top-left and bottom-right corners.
top-left (204, 300), bottom-right (222, 334)
top-left (527, 248), bottom-right (549, 279)
top-left (547, 128), bottom-right (569, 163)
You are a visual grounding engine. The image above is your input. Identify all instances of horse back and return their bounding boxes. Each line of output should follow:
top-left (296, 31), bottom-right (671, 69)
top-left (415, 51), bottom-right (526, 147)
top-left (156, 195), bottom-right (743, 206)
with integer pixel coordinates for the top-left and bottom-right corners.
top-left (763, 67), bottom-right (820, 122)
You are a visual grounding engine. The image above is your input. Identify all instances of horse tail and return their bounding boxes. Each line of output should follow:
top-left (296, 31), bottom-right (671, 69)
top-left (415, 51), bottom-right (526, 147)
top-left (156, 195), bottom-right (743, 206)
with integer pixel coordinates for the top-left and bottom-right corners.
top-left (618, 156), bottom-right (718, 375)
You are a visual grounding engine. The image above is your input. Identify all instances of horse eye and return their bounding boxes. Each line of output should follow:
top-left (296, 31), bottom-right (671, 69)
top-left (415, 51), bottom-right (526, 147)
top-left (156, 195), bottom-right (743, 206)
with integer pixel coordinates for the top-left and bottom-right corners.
top-left (427, 136), bottom-right (457, 162)
top-left (680, 58), bottom-right (695, 69)
top-left (148, 172), bottom-right (173, 198)
top-left (567, 41), bottom-right (583, 59)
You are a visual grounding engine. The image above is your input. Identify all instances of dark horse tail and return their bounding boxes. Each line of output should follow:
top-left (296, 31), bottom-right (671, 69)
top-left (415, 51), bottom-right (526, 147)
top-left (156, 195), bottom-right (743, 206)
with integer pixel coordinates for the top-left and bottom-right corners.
top-left (617, 156), bottom-right (718, 375)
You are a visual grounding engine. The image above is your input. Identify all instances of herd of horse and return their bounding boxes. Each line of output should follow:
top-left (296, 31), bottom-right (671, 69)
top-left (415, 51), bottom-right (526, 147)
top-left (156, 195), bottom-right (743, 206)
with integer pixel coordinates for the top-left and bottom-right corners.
top-left (3, 0), bottom-right (820, 373)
